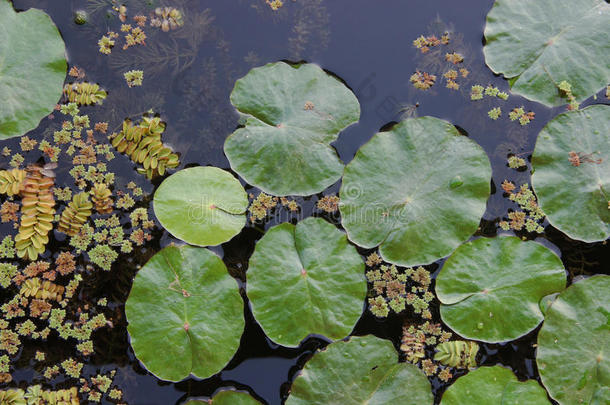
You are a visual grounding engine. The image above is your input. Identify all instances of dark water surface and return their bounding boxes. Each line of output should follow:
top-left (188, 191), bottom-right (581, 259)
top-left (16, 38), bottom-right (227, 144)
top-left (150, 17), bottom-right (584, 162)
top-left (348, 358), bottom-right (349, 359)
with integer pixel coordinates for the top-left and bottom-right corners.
top-left (3, 0), bottom-right (609, 404)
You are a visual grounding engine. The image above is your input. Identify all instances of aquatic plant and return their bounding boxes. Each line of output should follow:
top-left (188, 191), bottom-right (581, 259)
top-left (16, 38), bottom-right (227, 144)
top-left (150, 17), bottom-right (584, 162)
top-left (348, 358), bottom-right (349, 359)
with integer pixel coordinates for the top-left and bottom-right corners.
top-left (400, 322), bottom-right (454, 380)
top-left (316, 194), bottom-right (340, 213)
top-left (247, 217), bottom-right (366, 347)
top-left (63, 82), bottom-right (107, 106)
top-left (224, 62), bottom-right (360, 196)
top-left (125, 245), bottom-right (244, 381)
top-left (153, 167), bottom-right (248, 246)
top-left (57, 192), bottom-right (93, 236)
top-left (14, 165), bottom-right (56, 261)
top-left (483, 0), bottom-right (609, 107)
top-left (0, 0), bottom-right (67, 140)
top-left (499, 182), bottom-right (545, 233)
top-left (0, 169), bottom-right (26, 196)
top-left (340, 116), bottom-right (491, 266)
top-left (440, 366), bottom-right (550, 404)
top-left (532, 105), bottom-right (610, 242)
top-left (124, 70), bottom-right (144, 87)
top-left (109, 114), bottom-right (180, 179)
top-left (433, 340), bottom-right (478, 369)
top-left (436, 236), bottom-right (566, 342)
top-left (150, 7), bottom-right (184, 31)
top-left (287, 336), bottom-right (433, 404)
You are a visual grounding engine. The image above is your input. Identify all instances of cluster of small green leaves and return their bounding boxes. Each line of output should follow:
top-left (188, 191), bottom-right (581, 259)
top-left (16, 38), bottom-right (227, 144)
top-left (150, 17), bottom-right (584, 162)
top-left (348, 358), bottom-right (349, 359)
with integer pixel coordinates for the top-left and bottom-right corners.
top-left (400, 321), bottom-right (455, 382)
top-left (508, 106), bottom-right (535, 126)
top-left (558, 80), bottom-right (580, 110)
top-left (470, 84), bottom-right (509, 101)
top-left (499, 181), bottom-right (545, 233)
top-left (248, 192), bottom-right (299, 222)
top-left (365, 253), bottom-right (435, 319)
top-left (507, 155), bottom-right (527, 169)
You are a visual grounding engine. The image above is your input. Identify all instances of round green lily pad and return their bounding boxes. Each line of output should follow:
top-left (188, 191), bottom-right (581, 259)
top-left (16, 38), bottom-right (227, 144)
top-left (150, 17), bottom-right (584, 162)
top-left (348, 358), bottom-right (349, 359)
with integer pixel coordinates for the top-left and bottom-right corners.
top-left (483, 0), bottom-right (610, 107)
top-left (340, 117), bottom-right (491, 266)
top-left (153, 166), bottom-right (249, 246)
top-left (246, 217), bottom-right (366, 347)
top-left (537, 275), bottom-right (610, 405)
top-left (532, 105), bottom-right (610, 242)
top-left (436, 236), bottom-right (566, 343)
top-left (184, 391), bottom-right (261, 405)
top-left (440, 366), bottom-right (551, 405)
top-left (0, 0), bottom-right (67, 139)
top-left (125, 245), bottom-right (244, 382)
top-left (287, 335), bottom-right (433, 405)
top-left (224, 62), bottom-right (360, 196)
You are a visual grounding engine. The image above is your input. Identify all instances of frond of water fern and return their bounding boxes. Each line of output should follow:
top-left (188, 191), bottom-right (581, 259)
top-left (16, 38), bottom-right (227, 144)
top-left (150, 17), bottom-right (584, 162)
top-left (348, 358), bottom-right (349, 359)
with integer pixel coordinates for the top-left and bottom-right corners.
top-left (15, 166), bottom-right (55, 261)
top-left (19, 277), bottom-right (64, 301)
top-left (91, 183), bottom-right (113, 214)
top-left (433, 340), bottom-right (479, 369)
top-left (63, 82), bottom-right (107, 106)
top-left (0, 169), bottom-right (26, 196)
top-left (57, 192), bottom-right (93, 236)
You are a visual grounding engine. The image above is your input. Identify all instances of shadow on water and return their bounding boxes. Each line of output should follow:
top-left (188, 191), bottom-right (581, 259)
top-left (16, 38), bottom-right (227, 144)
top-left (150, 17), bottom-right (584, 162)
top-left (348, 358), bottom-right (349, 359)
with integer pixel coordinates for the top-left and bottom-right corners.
top-left (2, 0), bottom-right (609, 404)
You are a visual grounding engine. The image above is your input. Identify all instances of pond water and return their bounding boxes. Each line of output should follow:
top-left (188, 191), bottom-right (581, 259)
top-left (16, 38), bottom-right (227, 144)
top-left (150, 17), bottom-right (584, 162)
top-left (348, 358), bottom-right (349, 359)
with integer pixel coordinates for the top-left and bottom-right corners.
top-left (2, 0), bottom-right (609, 404)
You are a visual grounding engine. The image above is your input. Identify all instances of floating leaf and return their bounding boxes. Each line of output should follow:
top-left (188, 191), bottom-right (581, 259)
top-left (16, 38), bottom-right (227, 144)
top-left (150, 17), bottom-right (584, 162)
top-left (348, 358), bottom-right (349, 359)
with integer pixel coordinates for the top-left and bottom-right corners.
top-left (537, 275), bottom-right (610, 405)
top-left (287, 335), bottom-right (433, 404)
top-left (184, 391), bottom-right (261, 405)
top-left (531, 105), bottom-right (610, 242)
top-left (440, 366), bottom-right (550, 404)
top-left (483, 0), bottom-right (610, 107)
top-left (153, 167), bottom-right (248, 247)
top-left (247, 217), bottom-right (366, 347)
top-left (224, 62), bottom-right (360, 196)
top-left (436, 236), bottom-right (566, 343)
top-left (340, 117), bottom-right (491, 266)
top-left (125, 245), bottom-right (244, 381)
top-left (0, 0), bottom-right (67, 139)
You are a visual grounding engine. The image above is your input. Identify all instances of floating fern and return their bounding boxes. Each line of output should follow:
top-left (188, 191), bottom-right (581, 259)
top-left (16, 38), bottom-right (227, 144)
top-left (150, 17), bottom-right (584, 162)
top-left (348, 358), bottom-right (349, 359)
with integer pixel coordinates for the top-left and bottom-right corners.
top-left (0, 169), bottom-right (26, 196)
top-left (63, 82), bottom-right (107, 106)
top-left (110, 115), bottom-right (180, 179)
top-left (57, 192), bottom-right (92, 236)
top-left (19, 277), bottom-right (64, 301)
top-left (15, 166), bottom-right (55, 261)
top-left (91, 183), bottom-right (113, 214)
top-left (433, 340), bottom-right (479, 369)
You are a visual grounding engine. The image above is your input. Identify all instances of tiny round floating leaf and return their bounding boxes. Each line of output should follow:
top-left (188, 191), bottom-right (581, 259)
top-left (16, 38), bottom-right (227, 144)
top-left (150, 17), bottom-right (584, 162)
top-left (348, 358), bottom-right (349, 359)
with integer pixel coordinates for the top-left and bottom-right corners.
top-left (440, 366), bottom-right (551, 404)
top-left (287, 335), bottom-right (433, 405)
top-left (340, 116), bottom-right (491, 266)
top-left (0, 0), bottom-right (67, 139)
top-left (483, 0), bottom-right (610, 107)
top-left (247, 217), bottom-right (366, 347)
top-left (436, 236), bottom-right (566, 343)
top-left (537, 275), bottom-right (610, 405)
top-left (224, 62), bottom-right (360, 196)
top-left (154, 166), bottom-right (248, 246)
top-left (532, 105), bottom-right (610, 242)
top-left (125, 245), bottom-right (244, 382)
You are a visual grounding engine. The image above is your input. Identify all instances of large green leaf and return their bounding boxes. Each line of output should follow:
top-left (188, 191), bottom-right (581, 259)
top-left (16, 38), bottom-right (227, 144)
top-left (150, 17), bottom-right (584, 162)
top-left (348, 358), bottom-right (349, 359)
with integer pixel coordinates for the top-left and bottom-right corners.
top-left (153, 166), bottom-right (248, 246)
top-left (246, 217), bottom-right (366, 347)
top-left (537, 275), bottom-right (610, 405)
top-left (483, 0), bottom-right (609, 107)
top-left (440, 366), bottom-right (550, 404)
top-left (224, 62), bottom-right (360, 196)
top-left (340, 117), bottom-right (491, 266)
top-left (531, 105), bottom-right (610, 242)
top-left (0, 0), bottom-right (67, 139)
top-left (125, 245), bottom-right (244, 382)
top-left (436, 236), bottom-right (566, 343)
top-left (287, 335), bottom-right (433, 405)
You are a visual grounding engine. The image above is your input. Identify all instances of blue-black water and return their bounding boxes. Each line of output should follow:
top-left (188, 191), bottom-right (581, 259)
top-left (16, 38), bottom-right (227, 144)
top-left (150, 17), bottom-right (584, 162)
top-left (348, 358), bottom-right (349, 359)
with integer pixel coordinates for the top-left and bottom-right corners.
top-left (2, 0), bottom-right (609, 404)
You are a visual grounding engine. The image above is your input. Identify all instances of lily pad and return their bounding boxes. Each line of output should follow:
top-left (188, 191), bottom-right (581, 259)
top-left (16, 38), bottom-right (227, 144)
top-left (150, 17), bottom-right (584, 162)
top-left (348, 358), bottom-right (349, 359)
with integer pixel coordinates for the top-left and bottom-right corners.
top-left (184, 391), bottom-right (261, 405)
top-left (153, 166), bottom-right (249, 246)
top-left (537, 275), bottom-right (610, 405)
top-left (0, 0), bottom-right (67, 139)
top-left (125, 245), bottom-right (244, 382)
top-left (287, 335), bottom-right (433, 405)
top-left (224, 62), bottom-right (360, 196)
top-left (436, 236), bottom-right (566, 343)
top-left (483, 0), bottom-right (610, 107)
top-left (440, 366), bottom-right (550, 404)
top-left (246, 217), bottom-right (366, 347)
top-left (340, 117), bottom-right (491, 266)
top-left (531, 105), bottom-right (610, 242)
